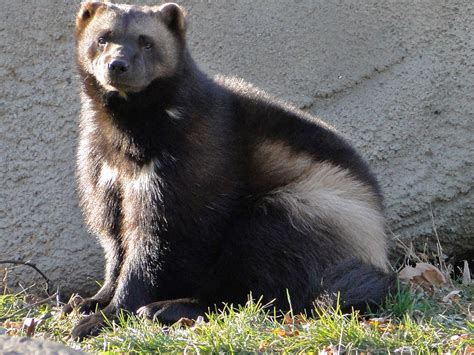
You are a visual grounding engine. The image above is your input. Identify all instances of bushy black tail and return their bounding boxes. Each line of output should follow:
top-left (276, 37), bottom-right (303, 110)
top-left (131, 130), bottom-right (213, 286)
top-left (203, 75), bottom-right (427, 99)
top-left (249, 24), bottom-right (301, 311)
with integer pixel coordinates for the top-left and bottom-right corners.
top-left (321, 258), bottom-right (396, 314)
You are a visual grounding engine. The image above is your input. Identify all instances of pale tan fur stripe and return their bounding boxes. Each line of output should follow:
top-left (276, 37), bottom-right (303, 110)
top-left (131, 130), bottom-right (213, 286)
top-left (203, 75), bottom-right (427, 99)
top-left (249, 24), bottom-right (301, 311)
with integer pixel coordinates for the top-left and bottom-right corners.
top-left (255, 140), bottom-right (388, 271)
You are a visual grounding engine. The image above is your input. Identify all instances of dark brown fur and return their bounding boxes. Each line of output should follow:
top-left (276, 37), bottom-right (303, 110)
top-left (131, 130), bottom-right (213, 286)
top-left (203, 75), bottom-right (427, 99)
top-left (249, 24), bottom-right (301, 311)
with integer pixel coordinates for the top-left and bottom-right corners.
top-left (65, 2), bottom-right (394, 339)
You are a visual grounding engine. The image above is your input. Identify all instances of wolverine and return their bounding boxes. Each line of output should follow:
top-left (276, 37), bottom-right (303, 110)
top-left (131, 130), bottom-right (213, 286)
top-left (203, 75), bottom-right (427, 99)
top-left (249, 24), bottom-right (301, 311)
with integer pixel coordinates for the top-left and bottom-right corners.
top-left (65, 2), bottom-right (394, 339)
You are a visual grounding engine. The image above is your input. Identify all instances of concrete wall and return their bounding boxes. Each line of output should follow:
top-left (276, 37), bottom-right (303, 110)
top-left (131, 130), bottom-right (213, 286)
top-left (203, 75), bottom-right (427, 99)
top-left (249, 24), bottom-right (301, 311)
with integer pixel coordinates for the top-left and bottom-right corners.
top-left (1, 0), bottom-right (472, 295)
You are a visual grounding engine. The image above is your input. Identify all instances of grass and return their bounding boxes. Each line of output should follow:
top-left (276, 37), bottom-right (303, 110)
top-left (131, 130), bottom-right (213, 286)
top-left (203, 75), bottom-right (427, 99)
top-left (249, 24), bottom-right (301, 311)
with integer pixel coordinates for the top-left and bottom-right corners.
top-left (0, 280), bottom-right (473, 353)
top-left (1, 229), bottom-right (473, 353)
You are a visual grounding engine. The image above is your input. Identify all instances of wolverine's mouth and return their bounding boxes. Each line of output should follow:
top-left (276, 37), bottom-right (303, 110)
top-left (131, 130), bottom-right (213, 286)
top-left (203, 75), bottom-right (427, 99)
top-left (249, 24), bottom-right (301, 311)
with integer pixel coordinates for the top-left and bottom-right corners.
top-left (102, 81), bottom-right (144, 94)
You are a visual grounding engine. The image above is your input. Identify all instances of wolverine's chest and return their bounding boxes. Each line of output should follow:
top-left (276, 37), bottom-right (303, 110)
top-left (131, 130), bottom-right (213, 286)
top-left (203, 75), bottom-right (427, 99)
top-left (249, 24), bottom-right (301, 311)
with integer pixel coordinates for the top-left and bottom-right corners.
top-left (80, 157), bottom-right (166, 238)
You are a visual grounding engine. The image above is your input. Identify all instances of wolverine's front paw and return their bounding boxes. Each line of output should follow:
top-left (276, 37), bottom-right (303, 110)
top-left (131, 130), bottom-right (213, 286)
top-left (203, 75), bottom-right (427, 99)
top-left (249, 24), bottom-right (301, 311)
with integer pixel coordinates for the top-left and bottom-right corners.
top-left (71, 312), bottom-right (113, 340)
top-left (62, 295), bottom-right (110, 315)
top-left (62, 294), bottom-right (84, 315)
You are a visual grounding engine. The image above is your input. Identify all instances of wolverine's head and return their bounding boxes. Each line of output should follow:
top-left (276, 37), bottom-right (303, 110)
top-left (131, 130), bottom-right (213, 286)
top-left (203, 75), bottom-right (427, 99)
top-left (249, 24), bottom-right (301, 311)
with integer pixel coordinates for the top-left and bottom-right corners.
top-left (75, 2), bottom-right (187, 95)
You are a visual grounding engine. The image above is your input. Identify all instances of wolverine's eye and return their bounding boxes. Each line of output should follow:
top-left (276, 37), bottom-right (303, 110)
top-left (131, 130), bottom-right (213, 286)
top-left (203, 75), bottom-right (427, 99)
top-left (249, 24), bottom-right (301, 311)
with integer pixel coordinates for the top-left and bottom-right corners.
top-left (143, 42), bottom-right (153, 51)
top-left (139, 35), bottom-right (153, 52)
top-left (98, 37), bottom-right (107, 46)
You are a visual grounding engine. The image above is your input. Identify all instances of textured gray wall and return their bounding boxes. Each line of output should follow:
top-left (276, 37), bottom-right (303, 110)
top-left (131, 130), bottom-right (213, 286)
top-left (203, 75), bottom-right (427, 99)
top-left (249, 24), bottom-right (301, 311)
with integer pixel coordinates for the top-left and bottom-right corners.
top-left (1, 0), bottom-right (472, 295)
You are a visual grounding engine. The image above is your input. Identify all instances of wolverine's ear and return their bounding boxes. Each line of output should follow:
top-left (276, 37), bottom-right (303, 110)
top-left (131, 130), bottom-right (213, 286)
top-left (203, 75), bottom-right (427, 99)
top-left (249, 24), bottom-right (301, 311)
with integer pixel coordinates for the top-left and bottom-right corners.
top-left (76, 2), bottom-right (104, 28)
top-left (158, 3), bottom-right (187, 38)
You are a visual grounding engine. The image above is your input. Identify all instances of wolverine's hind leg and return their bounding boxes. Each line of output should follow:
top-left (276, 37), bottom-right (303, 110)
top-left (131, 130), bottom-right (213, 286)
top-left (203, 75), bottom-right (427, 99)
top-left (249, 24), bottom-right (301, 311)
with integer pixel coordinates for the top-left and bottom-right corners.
top-left (207, 200), bottom-right (393, 315)
top-left (137, 298), bottom-right (208, 325)
top-left (206, 202), bottom-right (329, 313)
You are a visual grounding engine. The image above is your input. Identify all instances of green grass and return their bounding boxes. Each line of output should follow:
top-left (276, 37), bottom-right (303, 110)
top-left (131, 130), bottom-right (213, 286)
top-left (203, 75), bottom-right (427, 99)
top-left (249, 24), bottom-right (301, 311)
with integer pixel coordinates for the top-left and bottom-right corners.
top-left (1, 283), bottom-right (473, 353)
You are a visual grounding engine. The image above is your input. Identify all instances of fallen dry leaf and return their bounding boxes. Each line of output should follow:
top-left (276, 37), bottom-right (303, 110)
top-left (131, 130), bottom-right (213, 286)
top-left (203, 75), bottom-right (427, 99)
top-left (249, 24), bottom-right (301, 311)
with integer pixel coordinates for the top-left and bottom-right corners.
top-left (283, 313), bottom-right (293, 326)
top-left (6, 329), bottom-right (19, 336)
top-left (319, 345), bottom-right (338, 355)
top-left (462, 260), bottom-right (472, 285)
top-left (442, 290), bottom-right (462, 303)
top-left (282, 312), bottom-right (307, 326)
top-left (464, 344), bottom-right (474, 355)
top-left (367, 316), bottom-right (389, 325)
top-left (422, 269), bottom-right (447, 286)
top-left (398, 262), bottom-right (447, 289)
top-left (175, 317), bottom-right (195, 328)
top-left (273, 327), bottom-right (300, 337)
top-left (274, 328), bottom-right (287, 337)
top-left (366, 317), bottom-right (395, 333)
top-left (2, 321), bottom-right (22, 336)
top-left (450, 334), bottom-right (469, 343)
top-left (258, 341), bottom-right (268, 352)
top-left (22, 318), bottom-right (36, 337)
top-left (294, 314), bottom-right (307, 325)
top-left (2, 321), bottom-right (23, 330)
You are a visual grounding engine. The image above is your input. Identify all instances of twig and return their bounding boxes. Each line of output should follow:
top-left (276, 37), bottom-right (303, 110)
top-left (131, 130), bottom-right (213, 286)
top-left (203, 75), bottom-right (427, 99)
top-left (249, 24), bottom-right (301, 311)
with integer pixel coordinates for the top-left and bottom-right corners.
top-left (0, 292), bottom-right (58, 322)
top-left (14, 283), bottom-right (38, 298)
top-left (0, 260), bottom-right (52, 295)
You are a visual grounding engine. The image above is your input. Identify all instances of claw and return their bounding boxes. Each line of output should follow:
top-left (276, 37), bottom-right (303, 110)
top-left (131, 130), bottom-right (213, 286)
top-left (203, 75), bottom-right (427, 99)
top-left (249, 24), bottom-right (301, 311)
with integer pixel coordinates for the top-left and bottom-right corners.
top-left (136, 305), bottom-right (156, 320)
top-left (62, 294), bottom-right (84, 315)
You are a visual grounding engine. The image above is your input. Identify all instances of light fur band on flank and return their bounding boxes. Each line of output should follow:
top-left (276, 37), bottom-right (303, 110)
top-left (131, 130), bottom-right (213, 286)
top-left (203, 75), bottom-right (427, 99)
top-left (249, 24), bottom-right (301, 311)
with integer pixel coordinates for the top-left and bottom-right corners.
top-left (255, 140), bottom-right (388, 271)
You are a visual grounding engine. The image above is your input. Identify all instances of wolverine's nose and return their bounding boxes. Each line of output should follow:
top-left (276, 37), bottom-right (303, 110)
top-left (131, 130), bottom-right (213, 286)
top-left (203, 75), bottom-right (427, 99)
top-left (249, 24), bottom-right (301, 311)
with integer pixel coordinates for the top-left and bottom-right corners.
top-left (108, 60), bottom-right (129, 74)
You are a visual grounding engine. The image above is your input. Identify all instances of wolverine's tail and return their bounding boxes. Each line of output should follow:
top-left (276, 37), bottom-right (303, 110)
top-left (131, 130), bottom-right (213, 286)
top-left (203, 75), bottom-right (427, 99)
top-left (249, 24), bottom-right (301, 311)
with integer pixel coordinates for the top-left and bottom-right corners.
top-left (320, 258), bottom-right (396, 314)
